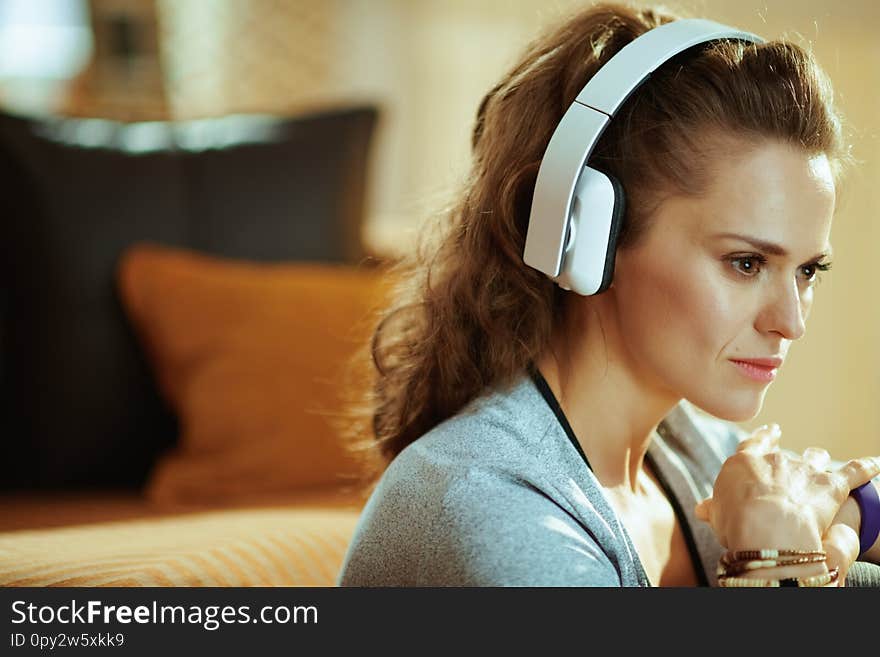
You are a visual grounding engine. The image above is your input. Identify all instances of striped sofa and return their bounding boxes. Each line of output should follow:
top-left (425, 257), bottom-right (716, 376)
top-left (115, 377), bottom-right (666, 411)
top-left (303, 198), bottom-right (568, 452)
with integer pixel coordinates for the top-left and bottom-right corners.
top-left (0, 488), bottom-right (366, 587)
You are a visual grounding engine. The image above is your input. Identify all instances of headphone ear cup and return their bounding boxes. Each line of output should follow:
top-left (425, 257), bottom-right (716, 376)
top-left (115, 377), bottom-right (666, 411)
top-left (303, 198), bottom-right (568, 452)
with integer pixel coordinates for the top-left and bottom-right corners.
top-left (557, 167), bottom-right (626, 295)
top-left (596, 170), bottom-right (625, 294)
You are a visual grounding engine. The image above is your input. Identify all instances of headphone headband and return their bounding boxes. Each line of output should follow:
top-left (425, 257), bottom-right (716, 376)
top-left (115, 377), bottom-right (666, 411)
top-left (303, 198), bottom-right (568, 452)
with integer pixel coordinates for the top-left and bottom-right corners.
top-left (523, 18), bottom-right (765, 288)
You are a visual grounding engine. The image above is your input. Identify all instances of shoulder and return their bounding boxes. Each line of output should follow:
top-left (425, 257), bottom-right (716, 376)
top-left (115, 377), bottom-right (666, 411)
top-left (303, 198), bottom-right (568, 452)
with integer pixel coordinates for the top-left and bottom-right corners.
top-left (384, 373), bottom-right (563, 484)
top-left (339, 377), bottom-right (622, 586)
top-left (419, 467), bottom-right (622, 586)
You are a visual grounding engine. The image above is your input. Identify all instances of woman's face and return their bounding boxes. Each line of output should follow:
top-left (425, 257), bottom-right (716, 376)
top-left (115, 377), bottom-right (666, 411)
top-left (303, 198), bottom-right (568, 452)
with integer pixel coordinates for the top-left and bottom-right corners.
top-left (610, 139), bottom-right (836, 422)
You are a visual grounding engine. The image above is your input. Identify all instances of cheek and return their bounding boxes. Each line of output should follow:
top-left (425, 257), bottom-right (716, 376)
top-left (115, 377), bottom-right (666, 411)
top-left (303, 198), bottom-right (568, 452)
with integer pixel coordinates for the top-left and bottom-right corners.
top-left (801, 287), bottom-right (815, 320)
top-left (617, 256), bottom-right (736, 367)
top-left (614, 253), bottom-right (769, 420)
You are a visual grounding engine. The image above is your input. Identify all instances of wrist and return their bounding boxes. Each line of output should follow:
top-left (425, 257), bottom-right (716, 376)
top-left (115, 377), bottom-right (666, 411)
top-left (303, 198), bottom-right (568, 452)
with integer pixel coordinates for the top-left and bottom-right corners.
top-left (833, 495), bottom-right (862, 536)
top-left (726, 531), bottom-right (823, 555)
top-left (725, 500), bottom-right (823, 553)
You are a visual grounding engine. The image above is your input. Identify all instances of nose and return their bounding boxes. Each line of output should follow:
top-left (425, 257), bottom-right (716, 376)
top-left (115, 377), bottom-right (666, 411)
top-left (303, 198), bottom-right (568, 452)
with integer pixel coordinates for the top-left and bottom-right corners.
top-left (758, 276), bottom-right (807, 340)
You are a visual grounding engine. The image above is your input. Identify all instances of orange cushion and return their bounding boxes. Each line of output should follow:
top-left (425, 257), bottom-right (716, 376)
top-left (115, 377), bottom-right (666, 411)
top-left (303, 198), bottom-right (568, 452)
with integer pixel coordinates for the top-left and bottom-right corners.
top-left (117, 244), bottom-right (388, 505)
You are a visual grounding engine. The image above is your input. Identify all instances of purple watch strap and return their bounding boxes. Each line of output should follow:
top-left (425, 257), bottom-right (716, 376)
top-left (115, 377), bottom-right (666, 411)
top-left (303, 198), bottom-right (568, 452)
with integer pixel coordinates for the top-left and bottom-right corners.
top-left (851, 481), bottom-right (880, 557)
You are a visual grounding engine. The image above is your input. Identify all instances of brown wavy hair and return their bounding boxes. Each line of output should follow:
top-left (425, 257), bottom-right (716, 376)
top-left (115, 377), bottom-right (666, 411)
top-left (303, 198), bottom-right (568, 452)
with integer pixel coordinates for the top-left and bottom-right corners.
top-left (339, 1), bottom-right (855, 487)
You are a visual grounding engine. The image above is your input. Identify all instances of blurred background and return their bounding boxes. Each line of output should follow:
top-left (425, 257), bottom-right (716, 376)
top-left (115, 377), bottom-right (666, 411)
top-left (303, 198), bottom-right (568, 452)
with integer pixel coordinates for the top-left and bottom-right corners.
top-left (0, 0), bottom-right (877, 494)
top-left (0, 0), bottom-right (877, 588)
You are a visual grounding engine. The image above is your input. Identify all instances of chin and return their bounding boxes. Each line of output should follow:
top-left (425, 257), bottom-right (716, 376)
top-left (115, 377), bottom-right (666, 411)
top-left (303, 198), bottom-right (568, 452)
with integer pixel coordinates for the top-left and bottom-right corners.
top-left (686, 388), bottom-right (767, 423)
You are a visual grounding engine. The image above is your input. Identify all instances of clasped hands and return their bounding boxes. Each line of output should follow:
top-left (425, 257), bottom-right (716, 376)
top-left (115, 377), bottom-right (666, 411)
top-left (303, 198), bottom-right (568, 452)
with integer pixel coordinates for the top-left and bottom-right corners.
top-left (695, 424), bottom-right (880, 586)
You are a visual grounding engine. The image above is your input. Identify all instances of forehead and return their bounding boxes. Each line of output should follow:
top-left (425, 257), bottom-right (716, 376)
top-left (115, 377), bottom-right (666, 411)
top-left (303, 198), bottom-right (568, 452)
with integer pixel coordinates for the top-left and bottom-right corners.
top-left (670, 140), bottom-right (837, 251)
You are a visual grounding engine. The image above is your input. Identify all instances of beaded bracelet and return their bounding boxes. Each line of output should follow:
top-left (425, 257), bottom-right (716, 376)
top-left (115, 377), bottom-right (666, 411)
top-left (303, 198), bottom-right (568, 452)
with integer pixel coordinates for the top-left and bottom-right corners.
top-left (718, 567), bottom-right (839, 588)
top-left (720, 549), bottom-right (826, 563)
top-left (718, 553), bottom-right (827, 578)
top-left (717, 549), bottom-right (831, 587)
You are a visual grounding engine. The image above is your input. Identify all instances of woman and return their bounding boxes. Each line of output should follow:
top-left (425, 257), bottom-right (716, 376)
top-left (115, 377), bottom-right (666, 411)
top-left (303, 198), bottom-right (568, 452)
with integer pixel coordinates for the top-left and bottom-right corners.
top-left (338, 2), bottom-right (880, 586)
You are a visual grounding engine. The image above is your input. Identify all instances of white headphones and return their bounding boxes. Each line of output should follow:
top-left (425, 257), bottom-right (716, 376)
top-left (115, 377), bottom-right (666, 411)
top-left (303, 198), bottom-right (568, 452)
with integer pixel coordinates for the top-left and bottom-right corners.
top-left (523, 19), bottom-right (765, 295)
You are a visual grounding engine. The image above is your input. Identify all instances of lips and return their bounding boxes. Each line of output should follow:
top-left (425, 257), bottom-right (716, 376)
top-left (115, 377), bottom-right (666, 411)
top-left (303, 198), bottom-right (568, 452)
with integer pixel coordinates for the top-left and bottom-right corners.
top-left (730, 357), bottom-right (783, 368)
top-left (729, 357), bottom-right (781, 383)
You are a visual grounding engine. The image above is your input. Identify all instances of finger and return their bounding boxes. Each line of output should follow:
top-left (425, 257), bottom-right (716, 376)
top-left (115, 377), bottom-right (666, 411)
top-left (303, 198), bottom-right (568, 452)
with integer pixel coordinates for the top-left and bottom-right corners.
top-left (802, 447), bottom-right (832, 471)
top-left (694, 497), bottom-right (712, 522)
top-left (736, 423), bottom-right (782, 454)
top-left (837, 457), bottom-right (880, 492)
top-left (822, 522), bottom-right (860, 588)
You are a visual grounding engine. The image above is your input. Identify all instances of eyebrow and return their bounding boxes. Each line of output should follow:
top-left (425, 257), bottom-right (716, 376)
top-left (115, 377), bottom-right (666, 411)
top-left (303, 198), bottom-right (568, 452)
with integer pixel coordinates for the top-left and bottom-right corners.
top-left (712, 232), bottom-right (833, 261)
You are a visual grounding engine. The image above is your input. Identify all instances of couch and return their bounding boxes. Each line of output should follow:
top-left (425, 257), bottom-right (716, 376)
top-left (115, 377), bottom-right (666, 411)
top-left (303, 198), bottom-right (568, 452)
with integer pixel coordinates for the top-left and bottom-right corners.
top-left (0, 105), bottom-right (390, 586)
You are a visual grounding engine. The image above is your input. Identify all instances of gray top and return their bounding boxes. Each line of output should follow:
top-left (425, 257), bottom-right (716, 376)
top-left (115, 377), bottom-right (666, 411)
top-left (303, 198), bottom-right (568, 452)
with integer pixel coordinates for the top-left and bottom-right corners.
top-left (338, 369), bottom-right (745, 586)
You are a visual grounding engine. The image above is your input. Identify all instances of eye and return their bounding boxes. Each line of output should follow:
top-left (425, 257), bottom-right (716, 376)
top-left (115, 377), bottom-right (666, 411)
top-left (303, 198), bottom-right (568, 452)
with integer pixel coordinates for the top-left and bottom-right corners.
top-left (800, 261), bottom-right (832, 286)
top-left (729, 254), bottom-right (765, 277)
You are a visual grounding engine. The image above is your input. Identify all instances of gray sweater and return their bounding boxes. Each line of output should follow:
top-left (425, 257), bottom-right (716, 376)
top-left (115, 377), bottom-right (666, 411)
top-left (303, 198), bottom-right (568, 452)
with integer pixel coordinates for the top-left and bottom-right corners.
top-left (338, 369), bottom-right (880, 587)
